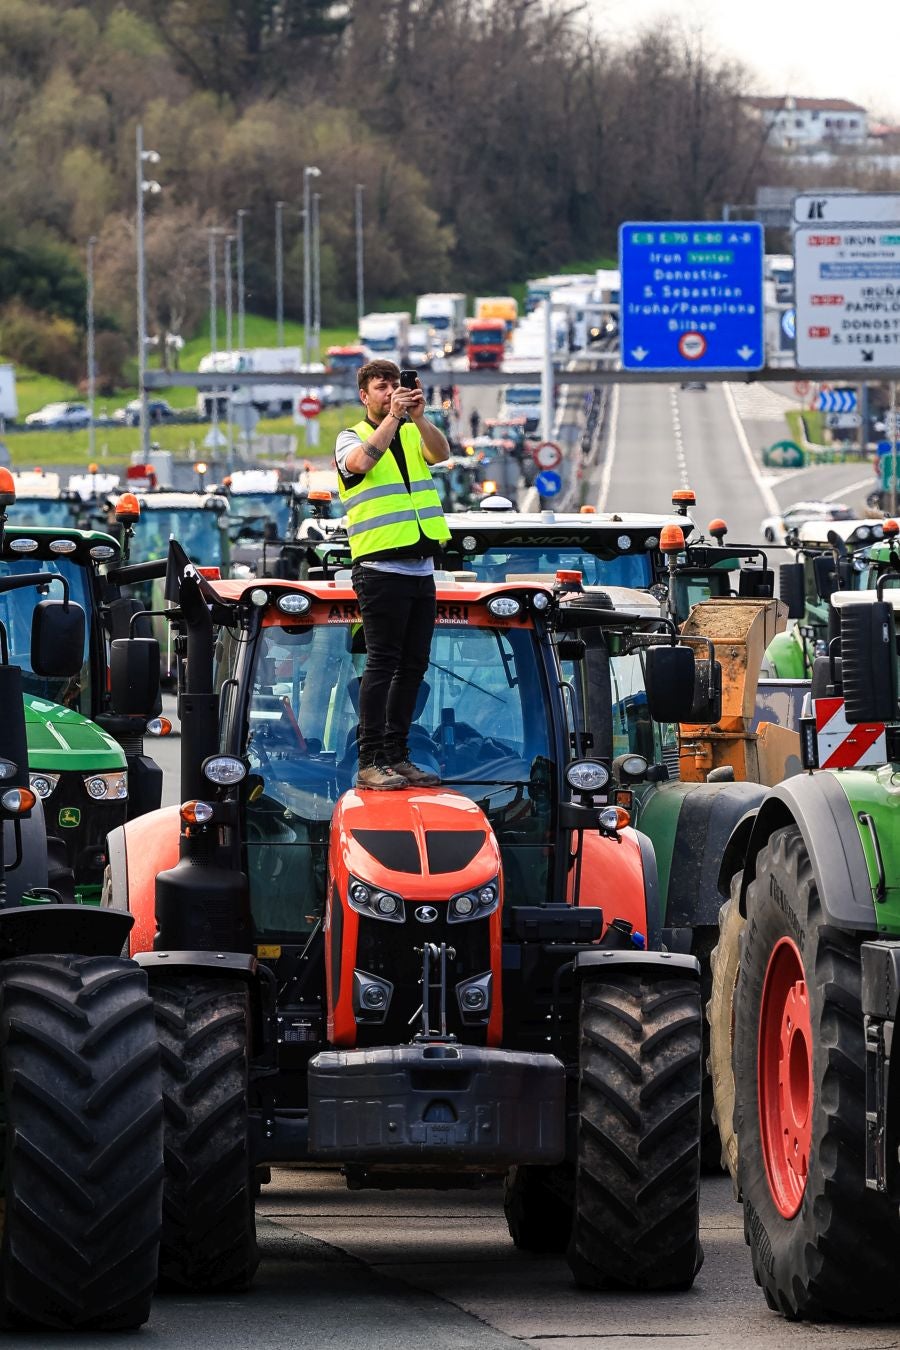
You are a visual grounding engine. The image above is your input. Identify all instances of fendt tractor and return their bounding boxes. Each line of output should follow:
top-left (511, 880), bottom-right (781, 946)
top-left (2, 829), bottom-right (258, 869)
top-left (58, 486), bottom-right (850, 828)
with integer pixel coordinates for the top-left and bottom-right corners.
top-left (763, 517), bottom-right (888, 679)
top-left (106, 542), bottom-right (709, 1293)
top-left (0, 486), bottom-right (166, 902)
top-left (706, 574), bottom-right (900, 1320)
top-left (0, 472), bottom-right (162, 1330)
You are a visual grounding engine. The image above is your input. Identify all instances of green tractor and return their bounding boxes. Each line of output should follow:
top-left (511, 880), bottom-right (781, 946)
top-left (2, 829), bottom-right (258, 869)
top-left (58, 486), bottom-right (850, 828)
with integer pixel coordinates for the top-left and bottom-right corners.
top-left (0, 473), bottom-right (163, 1329)
top-left (708, 575), bottom-right (900, 1319)
top-left (0, 487), bottom-right (167, 902)
top-left (763, 518), bottom-right (887, 679)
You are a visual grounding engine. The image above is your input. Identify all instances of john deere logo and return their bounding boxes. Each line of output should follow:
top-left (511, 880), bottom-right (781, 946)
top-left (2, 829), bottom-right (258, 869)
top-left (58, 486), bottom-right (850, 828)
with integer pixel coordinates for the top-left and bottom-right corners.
top-left (58, 807), bottom-right (81, 829)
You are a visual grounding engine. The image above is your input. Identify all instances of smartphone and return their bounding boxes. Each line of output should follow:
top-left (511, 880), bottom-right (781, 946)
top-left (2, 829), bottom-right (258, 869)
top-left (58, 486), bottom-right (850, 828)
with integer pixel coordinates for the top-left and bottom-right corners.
top-left (399, 369), bottom-right (419, 389)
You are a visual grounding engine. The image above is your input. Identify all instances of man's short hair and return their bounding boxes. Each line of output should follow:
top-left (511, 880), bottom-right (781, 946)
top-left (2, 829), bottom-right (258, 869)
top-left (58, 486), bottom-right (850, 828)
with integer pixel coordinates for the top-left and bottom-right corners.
top-left (358, 359), bottom-right (400, 391)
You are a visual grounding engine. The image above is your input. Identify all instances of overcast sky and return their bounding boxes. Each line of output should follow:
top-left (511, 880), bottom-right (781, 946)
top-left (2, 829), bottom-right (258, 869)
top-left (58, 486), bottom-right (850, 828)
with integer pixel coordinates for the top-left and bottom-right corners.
top-left (588, 1), bottom-right (900, 121)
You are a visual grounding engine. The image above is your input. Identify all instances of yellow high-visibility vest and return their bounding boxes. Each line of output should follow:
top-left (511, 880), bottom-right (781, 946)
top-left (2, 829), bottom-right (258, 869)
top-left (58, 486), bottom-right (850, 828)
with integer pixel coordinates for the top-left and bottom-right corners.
top-left (338, 420), bottom-right (450, 561)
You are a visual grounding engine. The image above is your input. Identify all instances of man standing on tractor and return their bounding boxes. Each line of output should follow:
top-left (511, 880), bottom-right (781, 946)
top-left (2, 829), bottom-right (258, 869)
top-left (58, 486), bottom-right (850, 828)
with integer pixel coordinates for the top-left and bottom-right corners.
top-left (334, 359), bottom-right (451, 790)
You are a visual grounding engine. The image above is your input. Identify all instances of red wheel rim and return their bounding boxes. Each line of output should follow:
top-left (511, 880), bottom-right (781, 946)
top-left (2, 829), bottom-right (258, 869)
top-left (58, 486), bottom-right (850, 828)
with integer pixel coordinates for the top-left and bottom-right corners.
top-left (758, 936), bottom-right (812, 1218)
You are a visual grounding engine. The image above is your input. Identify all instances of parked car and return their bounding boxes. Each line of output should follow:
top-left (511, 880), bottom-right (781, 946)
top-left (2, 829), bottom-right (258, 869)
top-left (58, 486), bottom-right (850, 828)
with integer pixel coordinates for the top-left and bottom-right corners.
top-left (112, 398), bottom-right (176, 427)
top-left (759, 499), bottom-right (855, 543)
top-left (24, 401), bottom-right (90, 429)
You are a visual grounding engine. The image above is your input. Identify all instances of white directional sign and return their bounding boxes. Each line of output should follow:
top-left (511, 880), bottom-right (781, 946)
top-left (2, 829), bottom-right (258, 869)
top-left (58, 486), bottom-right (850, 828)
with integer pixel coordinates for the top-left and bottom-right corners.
top-left (794, 193), bottom-right (900, 225)
top-left (794, 225), bottom-right (900, 370)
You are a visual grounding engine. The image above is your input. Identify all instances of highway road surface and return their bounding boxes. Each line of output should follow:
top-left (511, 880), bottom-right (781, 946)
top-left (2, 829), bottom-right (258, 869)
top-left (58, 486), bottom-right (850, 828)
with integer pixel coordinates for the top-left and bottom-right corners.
top-left (11, 1171), bottom-right (899, 1348)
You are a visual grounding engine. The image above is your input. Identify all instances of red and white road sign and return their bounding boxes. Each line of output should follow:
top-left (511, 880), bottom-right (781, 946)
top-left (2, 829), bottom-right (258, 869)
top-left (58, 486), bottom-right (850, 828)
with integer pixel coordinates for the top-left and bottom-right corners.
top-left (813, 697), bottom-right (886, 769)
top-left (794, 380), bottom-right (811, 398)
top-left (532, 441), bottom-right (562, 470)
top-left (298, 394), bottom-right (322, 418)
top-left (678, 331), bottom-right (707, 361)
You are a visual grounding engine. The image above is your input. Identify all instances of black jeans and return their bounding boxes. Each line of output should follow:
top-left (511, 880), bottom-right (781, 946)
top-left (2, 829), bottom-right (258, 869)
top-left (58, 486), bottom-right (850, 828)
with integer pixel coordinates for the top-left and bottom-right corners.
top-left (352, 565), bottom-right (436, 768)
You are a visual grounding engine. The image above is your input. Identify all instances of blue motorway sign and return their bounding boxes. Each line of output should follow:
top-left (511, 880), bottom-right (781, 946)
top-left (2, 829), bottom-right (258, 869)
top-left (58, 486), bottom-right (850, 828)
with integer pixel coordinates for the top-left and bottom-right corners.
top-left (535, 469), bottom-right (562, 497)
top-left (816, 388), bottom-right (857, 413)
top-left (619, 222), bottom-right (765, 371)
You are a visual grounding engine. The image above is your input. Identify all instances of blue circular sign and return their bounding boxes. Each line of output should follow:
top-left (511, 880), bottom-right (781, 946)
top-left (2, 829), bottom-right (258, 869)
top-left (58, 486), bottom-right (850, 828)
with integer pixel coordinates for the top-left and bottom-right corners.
top-left (535, 470), bottom-right (562, 497)
top-left (781, 308), bottom-right (796, 340)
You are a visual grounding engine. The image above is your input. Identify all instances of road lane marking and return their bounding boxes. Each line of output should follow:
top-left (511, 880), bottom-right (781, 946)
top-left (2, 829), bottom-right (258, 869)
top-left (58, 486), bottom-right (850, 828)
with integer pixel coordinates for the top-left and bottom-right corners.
top-left (822, 476), bottom-right (873, 501)
top-left (597, 383), bottom-right (620, 511)
top-left (722, 383), bottom-right (781, 516)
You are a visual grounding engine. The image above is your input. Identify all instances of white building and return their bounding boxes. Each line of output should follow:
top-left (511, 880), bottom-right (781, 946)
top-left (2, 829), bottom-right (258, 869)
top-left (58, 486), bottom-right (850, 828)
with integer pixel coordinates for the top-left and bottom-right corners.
top-left (746, 96), bottom-right (869, 149)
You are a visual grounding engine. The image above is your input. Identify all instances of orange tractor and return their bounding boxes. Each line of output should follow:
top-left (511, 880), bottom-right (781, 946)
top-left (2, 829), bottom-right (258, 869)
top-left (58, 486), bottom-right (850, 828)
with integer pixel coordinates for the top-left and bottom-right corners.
top-left (105, 545), bottom-right (707, 1292)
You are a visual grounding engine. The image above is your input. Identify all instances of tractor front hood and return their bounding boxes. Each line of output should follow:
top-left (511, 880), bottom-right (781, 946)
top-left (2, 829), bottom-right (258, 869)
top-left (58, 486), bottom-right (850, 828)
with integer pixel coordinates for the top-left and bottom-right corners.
top-left (333, 788), bottom-right (502, 903)
top-left (24, 696), bottom-right (126, 772)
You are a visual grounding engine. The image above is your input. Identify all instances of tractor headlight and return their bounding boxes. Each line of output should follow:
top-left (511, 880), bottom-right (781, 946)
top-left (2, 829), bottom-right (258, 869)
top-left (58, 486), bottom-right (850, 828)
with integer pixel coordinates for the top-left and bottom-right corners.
top-left (346, 875), bottom-right (405, 923)
top-left (29, 772), bottom-right (60, 799)
top-left (487, 596), bottom-right (520, 618)
top-left (277, 593), bottom-right (311, 615)
top-left (531, 591), bottom-right (550, 611)
top-left (565, 760), bottom-right (610, 794)
top-left (84, 771), bottom-right (128, 801)
top-left (202, 755), bottom-right (247, 787)
top-left (448, 877), bottom-right (499, 923)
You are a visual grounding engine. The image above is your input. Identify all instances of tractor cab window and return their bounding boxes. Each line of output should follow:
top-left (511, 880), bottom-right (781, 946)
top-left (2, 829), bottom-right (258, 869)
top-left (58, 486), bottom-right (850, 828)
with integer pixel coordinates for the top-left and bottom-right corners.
top-left (241, 616), bottom-right (558, 936)
top-left (609, 649), bottom-right (678, 776)
top-left (0, 558), bottom-right (91, 711)
top-left (229, 493), bottom-right (291, 541)
top-left (457, 545), bottom-right (651, 590)
top-left (130, 509), bottom-right (226, 566)
top-left (6, 499), bottom-right (81, 529)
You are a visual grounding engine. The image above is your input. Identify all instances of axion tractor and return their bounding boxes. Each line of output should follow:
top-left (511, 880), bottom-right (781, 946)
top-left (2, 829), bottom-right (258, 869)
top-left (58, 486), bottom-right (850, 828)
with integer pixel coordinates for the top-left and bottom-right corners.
top-left (707, 571), bottom-right (900, 1319)
top-left (105, 544), bottom-right (708, 1294)
top-left (0, 476), bottom-right (162, 1330)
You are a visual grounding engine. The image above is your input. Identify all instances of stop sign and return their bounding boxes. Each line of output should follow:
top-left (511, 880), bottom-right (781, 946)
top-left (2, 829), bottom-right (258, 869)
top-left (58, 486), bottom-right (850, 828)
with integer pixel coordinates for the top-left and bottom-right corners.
top-left (298, 394), bottom-right (321, 419)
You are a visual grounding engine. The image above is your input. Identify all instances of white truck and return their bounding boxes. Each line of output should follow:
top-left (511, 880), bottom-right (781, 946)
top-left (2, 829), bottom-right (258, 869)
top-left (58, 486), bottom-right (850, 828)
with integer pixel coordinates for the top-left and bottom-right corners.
top-left (195, 348), bottom-right (332, 419)
top-left (406, 323), bottom-right (440, 369)
top-left (0, 365), bottom-right (17, 423)
top-left (358, 312), bottom-right (411, 366)
top-left (414, 294), bottom-right (467, 354)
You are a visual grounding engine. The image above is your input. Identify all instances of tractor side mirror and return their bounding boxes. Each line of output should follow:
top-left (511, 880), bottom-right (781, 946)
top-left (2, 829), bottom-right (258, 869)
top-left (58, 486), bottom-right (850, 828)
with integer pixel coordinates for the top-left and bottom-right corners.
top-left (779, 563), bottom-right (806, 620)
top-left (110, 637), bottom-right (161, 716)
top-left (840, 602), bottom-right (897, 724)
top-left (645, 645), bottom-right (696, 723)
top-left (738, 567), bottom-right (774, 599)
top-left (690, 657), bottom-right (723, 724)
top-left (31, 600), bottom-right (85, 678)
top-left (557, 638), bottom-right (586, 662)
top-left (813, 554), bottom-right (839, 602)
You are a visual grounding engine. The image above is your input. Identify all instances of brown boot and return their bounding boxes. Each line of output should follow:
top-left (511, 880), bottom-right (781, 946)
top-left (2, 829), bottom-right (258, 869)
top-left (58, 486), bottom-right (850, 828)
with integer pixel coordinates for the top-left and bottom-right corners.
top-left (388, 759), bottom-right (441, 787)
top-left (356, 764), bottom-right (406, 791)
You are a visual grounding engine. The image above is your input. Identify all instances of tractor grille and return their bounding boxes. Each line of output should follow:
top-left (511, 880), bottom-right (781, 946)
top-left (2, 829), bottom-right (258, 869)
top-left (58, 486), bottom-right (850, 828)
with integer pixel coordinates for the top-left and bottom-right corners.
top-left (355, 906), bottom-right (491, 1046)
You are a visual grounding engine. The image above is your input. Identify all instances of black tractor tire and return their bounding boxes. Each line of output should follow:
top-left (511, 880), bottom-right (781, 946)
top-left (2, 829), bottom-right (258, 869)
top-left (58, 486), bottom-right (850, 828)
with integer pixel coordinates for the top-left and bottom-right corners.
top-left (568, 970), bottom-right (703, 1291)
top-left (734, 825), bottom-right (900, 1319)
top-left (0, 955), bottom-right (162, 1330)
top-left (503, 1164), bottom-right (573, 1253)
top-left (149, 976), bottom-right (258, 1292)
top-left (692, 928), bottom-right (723, 1173)
top-left (707, 882), bottom-right (745, 1189)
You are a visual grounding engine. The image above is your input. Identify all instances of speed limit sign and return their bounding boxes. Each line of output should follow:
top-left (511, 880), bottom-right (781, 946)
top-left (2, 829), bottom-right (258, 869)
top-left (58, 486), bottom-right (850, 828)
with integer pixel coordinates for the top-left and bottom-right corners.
top-left (532, 441), bottom-right (562, 470)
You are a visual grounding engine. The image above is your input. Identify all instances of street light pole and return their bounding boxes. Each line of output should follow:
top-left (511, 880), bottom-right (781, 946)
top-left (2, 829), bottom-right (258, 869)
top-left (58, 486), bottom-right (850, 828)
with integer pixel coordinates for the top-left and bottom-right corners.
top-left (355, 183), bottom-right (365, 328)
top-left (312, 190), bottom-right (321, 359)
top-left (303, 166), bottom-right (321, 368)
top-left (208, 229), bottom-right (220, 463)
top-left (236, 208), bottom-right (248, 351)
top-left (135, 124), bottom-right (160, 462)
top-left (275, 201), bottom-right (285, 348)
top-left (224, 234), bottom-right (234, 353)
top-left (86, 235), bottom-right (97, 463)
